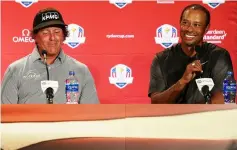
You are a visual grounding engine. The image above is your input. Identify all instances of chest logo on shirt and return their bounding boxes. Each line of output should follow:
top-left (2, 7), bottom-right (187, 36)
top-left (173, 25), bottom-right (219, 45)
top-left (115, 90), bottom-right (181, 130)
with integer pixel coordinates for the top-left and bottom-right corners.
top-left (155, 24), bottom-right (179, 48)
top-left (23, 70), bottom-right (40, 80)
top-left (109, 64), bottom-right (133, 89)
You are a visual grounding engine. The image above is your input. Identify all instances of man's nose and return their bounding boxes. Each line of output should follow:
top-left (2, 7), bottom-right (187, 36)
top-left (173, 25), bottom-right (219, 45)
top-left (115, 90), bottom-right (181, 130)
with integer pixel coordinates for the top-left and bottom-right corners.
top-left (187, 24), bottom-right (194, 32)
top-left (49, 32), bottom-right (55, 40)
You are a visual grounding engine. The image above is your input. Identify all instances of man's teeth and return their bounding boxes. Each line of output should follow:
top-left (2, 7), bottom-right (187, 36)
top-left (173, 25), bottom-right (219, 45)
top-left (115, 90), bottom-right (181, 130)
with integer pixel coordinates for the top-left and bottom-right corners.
top-left (185, 34), bottom-right (195, 38)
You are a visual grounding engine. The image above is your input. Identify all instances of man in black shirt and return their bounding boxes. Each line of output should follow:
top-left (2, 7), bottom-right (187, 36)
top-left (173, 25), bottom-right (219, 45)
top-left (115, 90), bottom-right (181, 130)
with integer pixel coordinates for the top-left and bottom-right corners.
top-left (148, 4), bottom-right (234, 104)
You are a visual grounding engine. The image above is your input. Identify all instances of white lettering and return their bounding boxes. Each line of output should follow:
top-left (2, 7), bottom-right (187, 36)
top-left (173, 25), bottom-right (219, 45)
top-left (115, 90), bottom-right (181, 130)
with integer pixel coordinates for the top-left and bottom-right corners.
top-left (18, 37), bottom-right (25, 42)
top-left (204, 29), bottom-right (227, 44)
top-left (203, 34), bottom-right (227, 40)
top-left (12, 37), bottom-right (18, 42)
top-left (22, 29), bottom-right (30, 36)
top-left (23, 73), bottom-right (40, 79)
top-left (12, 37), bottom-right (35, 43)
top-left (206, 30), bottom-right (225, 35)
top-left (24, 37), bottom-right (30, 42)
top-left (42, 12), bottom-right (59, 21)
top-left (106, 34), bottom-right (134, 39)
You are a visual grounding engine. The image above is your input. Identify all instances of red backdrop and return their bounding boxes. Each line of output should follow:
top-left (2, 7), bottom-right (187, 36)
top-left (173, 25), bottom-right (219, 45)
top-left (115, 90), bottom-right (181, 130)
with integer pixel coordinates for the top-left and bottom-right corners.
top-left (1, 1), bottom-right (237, 104)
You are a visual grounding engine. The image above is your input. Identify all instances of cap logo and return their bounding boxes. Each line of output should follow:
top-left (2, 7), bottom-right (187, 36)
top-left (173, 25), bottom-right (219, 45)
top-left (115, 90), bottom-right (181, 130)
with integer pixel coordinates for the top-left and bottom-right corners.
top-left (42, 12), bottom-right (59, 21)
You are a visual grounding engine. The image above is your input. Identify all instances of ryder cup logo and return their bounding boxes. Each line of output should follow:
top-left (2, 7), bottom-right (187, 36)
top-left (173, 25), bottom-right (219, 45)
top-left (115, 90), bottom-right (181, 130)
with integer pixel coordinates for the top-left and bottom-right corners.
top-left (64, 24), bottom-right (86, 49)
top-left (109, 0), bottom-right (132, 9)
top-left (15, 0), bottom-right (38, 8)
top-left (155, 24), bottom-right (179, 48)
top-left (202, 0), bottom-right (225, 9)
top-left (109, 64), bottom-right (133, 89)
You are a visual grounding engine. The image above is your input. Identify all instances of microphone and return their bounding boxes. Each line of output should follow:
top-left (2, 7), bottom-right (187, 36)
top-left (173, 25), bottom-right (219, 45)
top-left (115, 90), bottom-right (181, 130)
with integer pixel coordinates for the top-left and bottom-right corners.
top-left (194, 45), bottom-right (203, 78)
top-left (201, 85), bottom-right (211, 104)
top-left (195, 78), bottom-right (215, 104)
top-left (42, 50), bottom-right (47, 64)
top-left (45, 87), bottom-right (54, 104)
top-left (42, 50), bottom-right (49, 80)
top-left (41, 50), bottom-right (54, 104)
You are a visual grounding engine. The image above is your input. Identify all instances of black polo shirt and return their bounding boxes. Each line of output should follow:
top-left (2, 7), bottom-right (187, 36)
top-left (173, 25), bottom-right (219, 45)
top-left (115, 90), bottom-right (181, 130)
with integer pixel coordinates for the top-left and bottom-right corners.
top-left (148, 42), bottom-right (233, 104)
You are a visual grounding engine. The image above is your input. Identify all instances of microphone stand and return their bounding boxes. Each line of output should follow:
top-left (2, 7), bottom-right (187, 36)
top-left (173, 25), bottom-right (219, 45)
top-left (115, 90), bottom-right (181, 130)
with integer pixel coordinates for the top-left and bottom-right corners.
top-left (46, 87), bottom-right (54, 104)
top-left (202, 85), bottom-right (212, 104)
top-left (204, 92), bottom-right (211, 104)
top-left (42, 50), bottom-right (54, 104)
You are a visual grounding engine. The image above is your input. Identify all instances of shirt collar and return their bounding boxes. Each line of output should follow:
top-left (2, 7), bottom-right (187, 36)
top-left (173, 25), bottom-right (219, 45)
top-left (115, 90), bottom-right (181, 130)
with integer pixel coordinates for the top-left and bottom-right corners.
top-left (30, 47), bottom-right (42, 63)
top-left (178, 42), bottom-right (208, 60)
top-left (57, 48), bottom-right (66, 63)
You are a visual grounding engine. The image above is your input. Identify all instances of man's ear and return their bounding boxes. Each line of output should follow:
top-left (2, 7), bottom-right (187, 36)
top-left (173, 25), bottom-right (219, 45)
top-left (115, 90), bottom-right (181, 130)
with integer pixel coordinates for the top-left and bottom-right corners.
top-left (31, 31), bottom-right (38, 45)
top-left (31, 31), bottom-right (36, 39)
top-left (204, 24), bottom-right (210, 34)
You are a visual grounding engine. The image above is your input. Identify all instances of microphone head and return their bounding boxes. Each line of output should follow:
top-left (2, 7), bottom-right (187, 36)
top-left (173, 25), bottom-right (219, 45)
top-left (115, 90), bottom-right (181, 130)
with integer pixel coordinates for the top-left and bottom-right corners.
top-left (46, 87), bottom-right (54, 94)
top-left (201, 85), bottom-right (209, 96)
top-left (42, 50), bottom-right (47, 56)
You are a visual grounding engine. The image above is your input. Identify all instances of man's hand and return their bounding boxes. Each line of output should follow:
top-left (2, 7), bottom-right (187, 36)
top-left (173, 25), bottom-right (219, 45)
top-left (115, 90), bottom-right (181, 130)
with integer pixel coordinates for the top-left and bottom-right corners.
top-left (180, 60), bottom-right (203, 84)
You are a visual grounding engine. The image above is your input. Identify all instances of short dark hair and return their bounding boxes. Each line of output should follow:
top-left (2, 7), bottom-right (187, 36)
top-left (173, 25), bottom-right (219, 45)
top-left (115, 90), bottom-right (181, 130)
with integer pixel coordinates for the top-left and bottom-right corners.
top-left (180, 4), bottom-right (210, 27)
